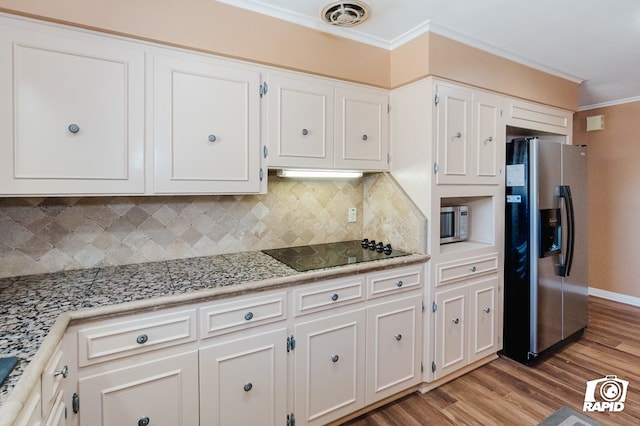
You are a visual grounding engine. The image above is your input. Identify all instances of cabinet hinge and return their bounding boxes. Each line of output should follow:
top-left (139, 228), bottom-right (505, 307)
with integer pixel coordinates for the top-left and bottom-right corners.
top-left (72, 392), bottom-right (79, 414)
top-left (432, 361), bottom-right (436, 373)
top-left (263, 145), bottom-right (269, 159)
top-left (433, 162), bottom-right (438, 175)
top-left (421, 302), bottom-right (425, 313)
top-left (387, 103), bottom-right (391, 114)
top-left (387, 153), bottom-right (390, 164)
top-left (287, 335), bottom-right (296, 352)
top-left (434, 94), bottom-right (440, 106)
top-left (421, 362), bottom-right (424, 373)
top-left (432, 301), bottom-right (437, 313)
top-left (287, 413), bottom-right (296, 426)
top-left (260, 82), bottom-right (269, 98)
top-left (259, 168), bottom-right (264, 182)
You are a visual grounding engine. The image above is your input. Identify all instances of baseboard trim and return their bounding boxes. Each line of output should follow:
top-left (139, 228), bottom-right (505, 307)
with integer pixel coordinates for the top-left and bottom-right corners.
top-left (589, 287), bottom-right (640, 307)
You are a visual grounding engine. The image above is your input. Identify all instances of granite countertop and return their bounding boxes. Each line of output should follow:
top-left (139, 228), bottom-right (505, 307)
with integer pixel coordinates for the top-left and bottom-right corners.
top-left (0, 248), bottom-right (428, 423)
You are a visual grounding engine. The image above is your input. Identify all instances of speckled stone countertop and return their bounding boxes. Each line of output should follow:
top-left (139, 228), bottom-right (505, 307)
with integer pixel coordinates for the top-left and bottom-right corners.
top-left (0, 249), bottom-right (428, 424)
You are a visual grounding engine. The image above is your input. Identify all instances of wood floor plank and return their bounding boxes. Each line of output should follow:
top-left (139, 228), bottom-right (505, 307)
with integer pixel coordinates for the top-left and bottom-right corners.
top-left (342, 297), bottom-right (640, 425)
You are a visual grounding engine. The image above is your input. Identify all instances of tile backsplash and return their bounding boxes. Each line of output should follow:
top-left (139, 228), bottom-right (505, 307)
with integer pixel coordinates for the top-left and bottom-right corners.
top-left (0, 173), bottom-right (425, 278)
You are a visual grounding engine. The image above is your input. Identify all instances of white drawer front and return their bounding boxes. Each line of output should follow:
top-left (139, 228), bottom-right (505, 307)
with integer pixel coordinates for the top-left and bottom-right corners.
top-left (200, 291), bottom-right (287, 338)
top-left (78, 309), bottom-right (197, 366)
top-left (293, 277), bottom-right (364, 316)
top-left (367, 266), bottom-right (422, 298)
top-left (436, 254), bottom-right (498, 287)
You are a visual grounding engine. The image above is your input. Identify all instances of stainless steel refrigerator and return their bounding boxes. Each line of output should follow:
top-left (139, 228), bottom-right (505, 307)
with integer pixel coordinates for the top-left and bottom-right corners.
top-left (503, 137), bottom-right (588, 364)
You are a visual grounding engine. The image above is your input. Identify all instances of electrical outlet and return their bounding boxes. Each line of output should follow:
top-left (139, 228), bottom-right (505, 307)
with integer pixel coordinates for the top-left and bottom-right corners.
top-left (348, 207), bottom-right (357, 223)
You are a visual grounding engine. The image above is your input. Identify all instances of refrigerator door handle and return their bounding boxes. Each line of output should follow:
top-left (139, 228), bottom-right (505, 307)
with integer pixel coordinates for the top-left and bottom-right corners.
top-left (558, 185), bottom-right (575, 276)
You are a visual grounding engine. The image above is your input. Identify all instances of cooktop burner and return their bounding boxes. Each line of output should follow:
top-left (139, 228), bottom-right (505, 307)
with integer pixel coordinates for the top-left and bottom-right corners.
top-left (262, 239), bottom-right (410, 272)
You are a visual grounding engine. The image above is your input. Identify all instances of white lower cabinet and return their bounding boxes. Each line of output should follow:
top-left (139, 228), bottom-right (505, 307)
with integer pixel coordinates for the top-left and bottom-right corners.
top-left (78, 351), bottom-right (199, 426)
top-left (13, 379), bottom-right (42, 426)
top-left (199, 327), bottom-right (288, 426)
top-left (433, 275), bottom-right (498, 380)
top-left (366, 294), bottom-right (423, 404)
top-left (293, 308), bottom-right (366, 426)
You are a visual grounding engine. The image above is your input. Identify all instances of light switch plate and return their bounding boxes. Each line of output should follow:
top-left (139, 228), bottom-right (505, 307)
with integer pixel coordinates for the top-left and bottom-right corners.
top-left (348, 207), bottom-right (357, 223)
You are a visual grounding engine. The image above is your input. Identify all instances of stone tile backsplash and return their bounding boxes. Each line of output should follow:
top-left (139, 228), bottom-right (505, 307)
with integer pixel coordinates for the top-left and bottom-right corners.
top-left (0, 173), bottom-right (425, 278)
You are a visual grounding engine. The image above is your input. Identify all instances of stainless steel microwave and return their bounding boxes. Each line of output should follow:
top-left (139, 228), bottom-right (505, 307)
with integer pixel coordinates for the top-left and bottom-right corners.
top-left (440, 206), bottom-right (469, 244)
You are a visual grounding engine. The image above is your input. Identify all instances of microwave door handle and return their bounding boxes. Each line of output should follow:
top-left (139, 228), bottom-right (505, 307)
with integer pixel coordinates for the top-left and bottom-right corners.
top-left (558, 185), bottom-right (575, 277)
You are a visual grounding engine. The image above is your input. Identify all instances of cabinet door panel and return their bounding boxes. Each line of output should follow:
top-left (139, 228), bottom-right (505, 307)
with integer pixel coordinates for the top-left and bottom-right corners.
top-left (153, 54), bottom-right (261, 193)
top-left (0, 19), bottom-right (145, 195)
top-left (434, 286), bottom-right (467, 379)
top-left (436, 85), bottom-right (471, 184)
top-left (366, 295), bottom-right (422, 403)
top-left (334, 87), bottom-right (388, 170)
top-left (200, 328), bottom-right (287, 426)
top-left (470, 276), bottom-right (498, 362)
top-left (294, 309), bottom-right (365, 425)
top-left (474, 92), bottom-right (502, 183)
top-left (79, 351), bottom-right (198, 426)
top-left (266, 74), bottom-right (333, 168)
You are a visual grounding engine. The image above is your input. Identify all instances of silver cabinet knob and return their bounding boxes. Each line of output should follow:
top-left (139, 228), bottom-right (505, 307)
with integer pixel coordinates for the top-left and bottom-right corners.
top-left (394, 334), bottom-right (402, 341)
top-left (136, 334), bottom-right (148, 344)
top-left (208, 134), bottom-right (217, 142)
top-left (243, 382), bottom-right (253, 392)
top-left (455, 132), bottom-right (462, 138)
top-left (138, 417), bottom-right (150, 426)
top-left (331, 354), bottom-right (339, 363)
top-left (469, 266), bottom-right (477, 272)
top-left (487, 136), bottom-right (493, 142)
top-left (244, 311), bottom-right (254, 321)
top-left (302, 128), bottom-right (309, 136)
top-left (452, 318), bottom-right (460, 325)
top-left (54, 365), bottom-right (69, 379)
top-left (331, 293), bottom-right (339, 302)
top-left (362, 134), bottom-right (368, 141)
top-left (483, 307), bottom-right (491, 314)
top-left (396, 280), bottom-right (403, 288)
top-left (68, 124), bottom-right (80, 134)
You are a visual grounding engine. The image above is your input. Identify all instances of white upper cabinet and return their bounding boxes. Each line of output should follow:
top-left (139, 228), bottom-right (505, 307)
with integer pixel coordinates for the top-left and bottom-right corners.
top-left (265, 71), bottom-right (389, 171)
top-left (334, 85), bottom-right (389, 171)
top-left (0, 16), bottom-right (145, 195)
top-left (153, 53), bottom-right (262, 194)
top-left (435, 83), bottom-right (504, 185)
top-left (266, 73), bottom-right (334, 169)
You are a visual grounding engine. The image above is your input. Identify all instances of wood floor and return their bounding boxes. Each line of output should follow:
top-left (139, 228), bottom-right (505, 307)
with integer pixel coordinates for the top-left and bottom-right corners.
top-left (343, 297), bottom-right (640, 425)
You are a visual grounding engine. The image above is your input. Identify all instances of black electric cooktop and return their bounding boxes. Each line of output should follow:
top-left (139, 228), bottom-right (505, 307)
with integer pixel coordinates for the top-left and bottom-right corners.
top-left (262, 239), bottom-right (409, 272)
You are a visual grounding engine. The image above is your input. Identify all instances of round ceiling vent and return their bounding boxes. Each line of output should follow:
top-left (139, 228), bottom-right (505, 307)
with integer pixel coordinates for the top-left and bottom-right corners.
top-left (321, 1), bottom-right (371, 27)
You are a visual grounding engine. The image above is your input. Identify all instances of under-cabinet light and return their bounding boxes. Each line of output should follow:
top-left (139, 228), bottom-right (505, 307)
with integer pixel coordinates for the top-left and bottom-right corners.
top-left (277, 169), bottom-right (363, 179)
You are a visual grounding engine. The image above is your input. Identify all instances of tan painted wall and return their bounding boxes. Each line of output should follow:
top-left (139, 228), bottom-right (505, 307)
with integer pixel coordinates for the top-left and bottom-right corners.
top-left (0, 0), bottom-right (578, 109)
top-left (390, 32), bottom-right (579, 111)
top-left (0, 0), bottom-right (390, 87)
top-left (574, 102), bottom-right (640, 298)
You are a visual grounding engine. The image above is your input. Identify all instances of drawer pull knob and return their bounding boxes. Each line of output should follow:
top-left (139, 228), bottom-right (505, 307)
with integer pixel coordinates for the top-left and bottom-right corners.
top-left (68, 123), bottom-right (80, 133)
top-left (243, 382), bottom-right (253, 392)
top-left (244, 311), bottom-right (254, 321)
top-left (138, 416), bottom-right (150, 426)
top-left (455, 132), bottom-right (462, 138)
top-left (54, 365), bottom-right (68, 379)
top-left (394, 334), bottom-right (402, 341)
top-left (136, 334), bottom-right (148, 344)
top-left (396, 280), bottom-right (403, 288)
top-left (302, 128), bottom-right (309, 136)
top-left (362, 134), bottom-right (368, 141)
top-left (483, 307), bottom-right (491, 314)
top-left (208, 134), bottom-right (217, 142)
top-left (331, 293), bottom-right (339, 302)
top-left (331, 354), bottom-right (339, 363)
top-left (469, 266), bottom-right (477, 272)
top-left (452, 318), bottom-right (460, 325)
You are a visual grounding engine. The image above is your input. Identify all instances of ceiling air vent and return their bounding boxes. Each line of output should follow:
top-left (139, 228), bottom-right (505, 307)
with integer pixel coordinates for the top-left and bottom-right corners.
top-left (321, 1), bottom-right (371, 27)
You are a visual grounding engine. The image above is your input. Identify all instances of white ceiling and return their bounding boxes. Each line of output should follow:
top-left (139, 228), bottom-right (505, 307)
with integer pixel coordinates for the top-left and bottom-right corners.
top-left (217, 0), bottom-right (640, 109)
